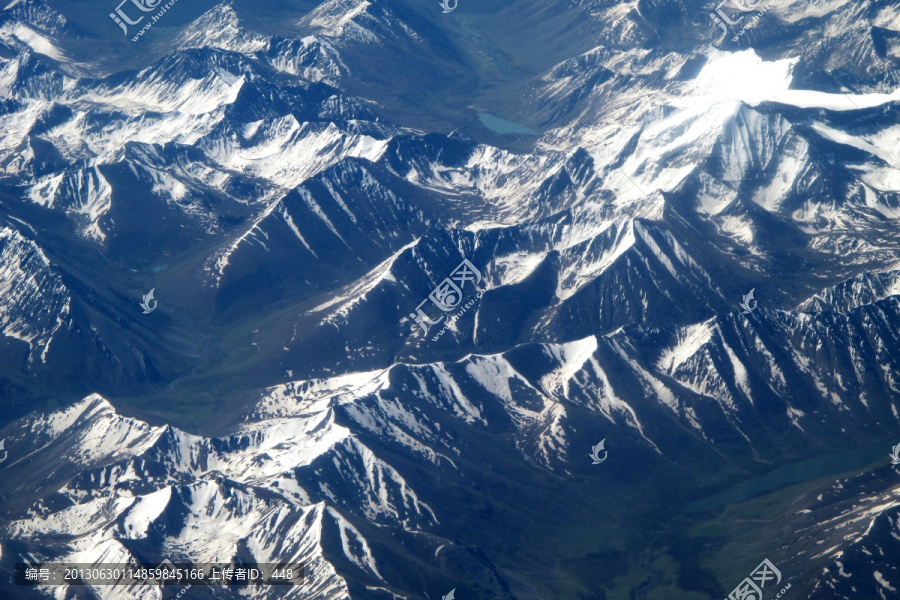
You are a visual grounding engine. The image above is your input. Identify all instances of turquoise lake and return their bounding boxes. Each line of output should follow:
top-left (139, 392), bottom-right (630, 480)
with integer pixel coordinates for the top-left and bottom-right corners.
top-left (477, 112), bottom-right (540, 136)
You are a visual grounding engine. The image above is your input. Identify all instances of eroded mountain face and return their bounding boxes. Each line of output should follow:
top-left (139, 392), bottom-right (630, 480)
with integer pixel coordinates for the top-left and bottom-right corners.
top-left (1, 0), bottom-right (900, 598)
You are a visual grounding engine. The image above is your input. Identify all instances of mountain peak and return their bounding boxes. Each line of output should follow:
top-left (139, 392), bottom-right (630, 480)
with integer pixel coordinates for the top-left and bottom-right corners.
top-left (176, 3), bottom-right (268, 54)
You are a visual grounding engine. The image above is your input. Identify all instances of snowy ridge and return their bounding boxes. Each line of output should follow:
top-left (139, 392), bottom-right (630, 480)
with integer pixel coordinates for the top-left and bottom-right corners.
top-left (0, 226), bottom-right (69, 362)
top-left (28, 166), bottom-right (111, 240)
top-left (298, 0), bottom-right (417, 47)
top-left (799, 266), bottom-right (900, 313)
top-left (780, 466), bottom-right (900, 600)
top-left (2, 0), bottom-right (900, 597)
top-left (207, 159), bottom-right (422, 295)
top-left (0, 393), bottom-right (456, 599)
top-left (175, 3), bottom-right (269, 55)
top-left (1, 0), bottom-right (69, 37)
top-left (0, 7), bottom-right (395, 247)
top-left (0, 0), bottom-right (77, 63)
top-left (264, 36), bottom-right (348, 84)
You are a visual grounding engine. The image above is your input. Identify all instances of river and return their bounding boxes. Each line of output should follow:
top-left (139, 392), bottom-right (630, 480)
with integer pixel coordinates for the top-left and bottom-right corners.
top-left (685, 440), bottom-right (895, 513)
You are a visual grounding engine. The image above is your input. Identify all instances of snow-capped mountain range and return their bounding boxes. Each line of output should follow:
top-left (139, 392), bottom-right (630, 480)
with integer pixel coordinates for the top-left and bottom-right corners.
top-left (2, 0), bottom-right (900, 598)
